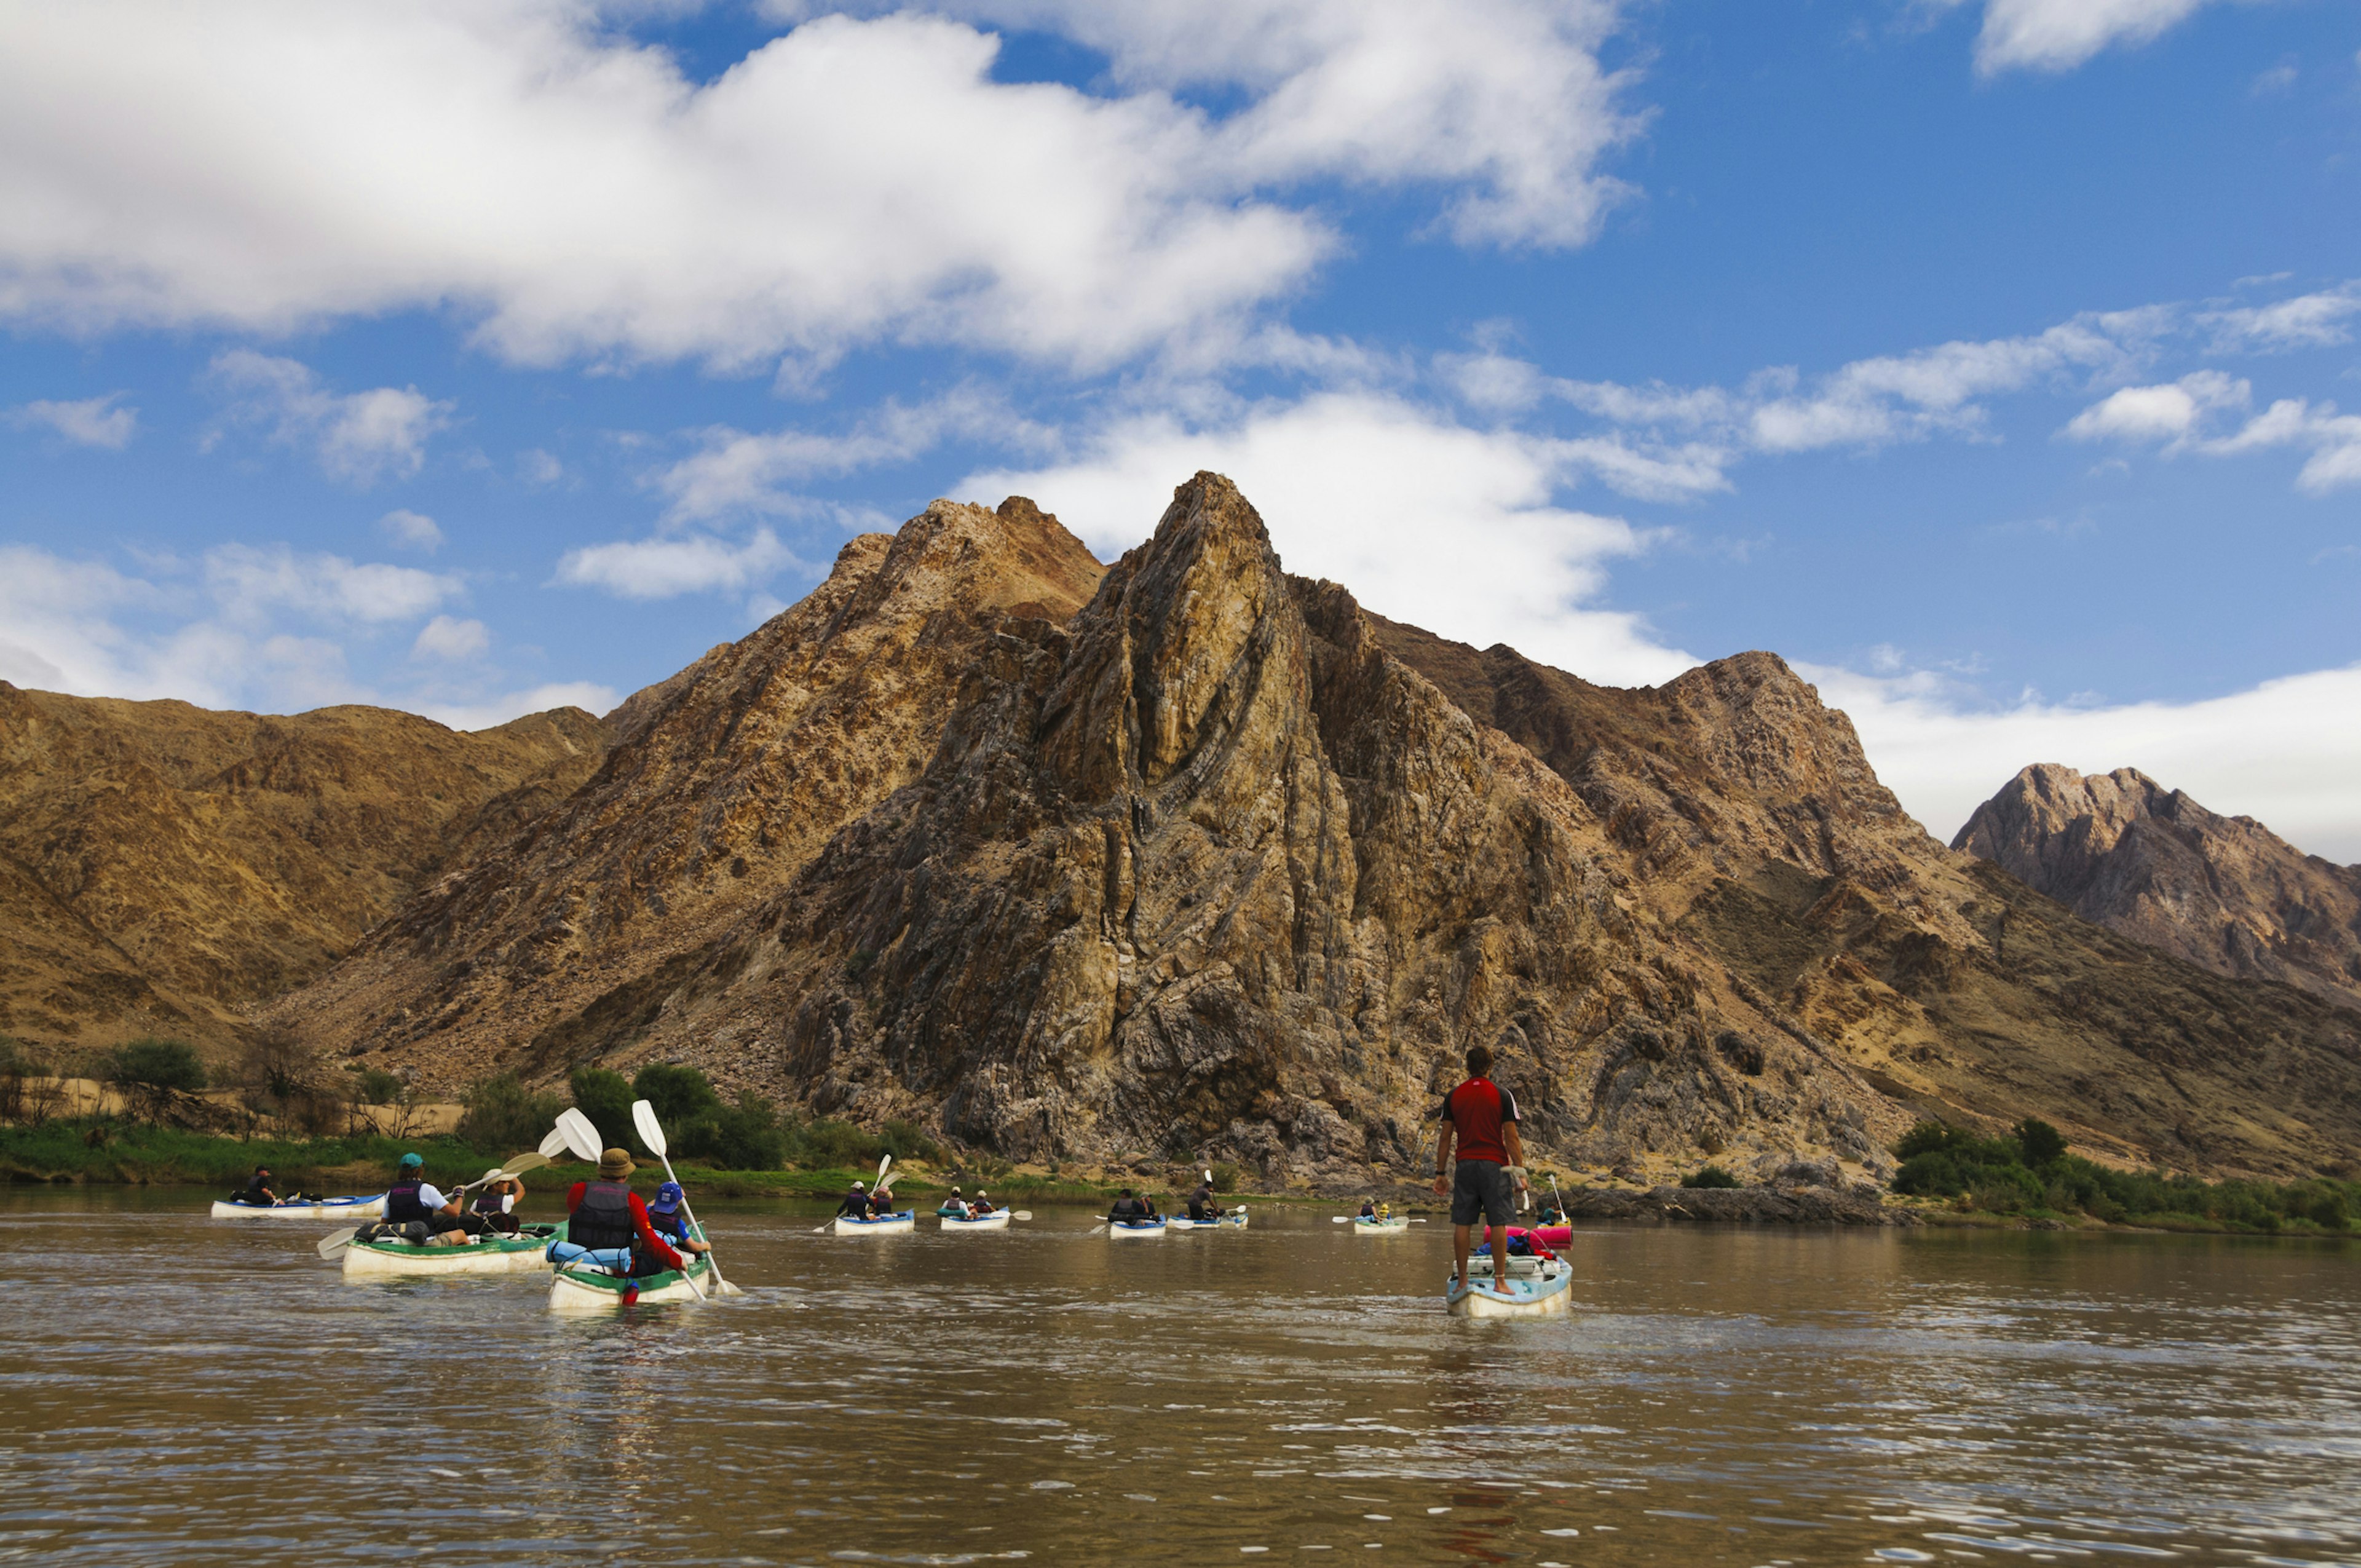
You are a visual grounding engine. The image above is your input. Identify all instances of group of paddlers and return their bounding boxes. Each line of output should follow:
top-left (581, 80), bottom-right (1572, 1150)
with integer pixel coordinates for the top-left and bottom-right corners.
top-left (1107, 1175), bottom-right (1228, 1225)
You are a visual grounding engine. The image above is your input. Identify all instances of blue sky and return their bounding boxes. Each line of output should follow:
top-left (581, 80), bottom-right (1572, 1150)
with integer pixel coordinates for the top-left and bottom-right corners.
top-left (4, 0), bottom-right (2359, 855)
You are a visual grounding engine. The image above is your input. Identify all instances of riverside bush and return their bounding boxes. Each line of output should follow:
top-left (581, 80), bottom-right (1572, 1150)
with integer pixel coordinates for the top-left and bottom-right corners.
top-left (458, 1073), bottom-right (564, 1153)
top-left (1680, 1165), bottom-right (1740, 1189)
top-left (1889, 1117), bottom-right (2357, 1233)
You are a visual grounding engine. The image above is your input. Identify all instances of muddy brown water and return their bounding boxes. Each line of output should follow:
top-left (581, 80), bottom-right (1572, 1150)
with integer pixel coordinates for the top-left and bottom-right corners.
top-left (1, 1192), bottom-right (2355, 1566)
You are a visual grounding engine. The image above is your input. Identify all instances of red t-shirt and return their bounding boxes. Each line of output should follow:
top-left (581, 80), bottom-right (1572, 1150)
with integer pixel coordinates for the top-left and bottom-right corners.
top-left (1439, 1077), bottom-right (1519, 1165)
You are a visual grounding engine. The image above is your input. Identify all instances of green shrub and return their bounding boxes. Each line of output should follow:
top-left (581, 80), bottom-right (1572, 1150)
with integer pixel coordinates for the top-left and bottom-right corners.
top-left (880, 1118), bottom-right (941, 1162)
top-left (681, 1091), bottom-right (787, 1170)
top-left (107, 1040), bottom-right (207, 1123)
top-left (1892, 1150), bottom-right (1966, 1197)
top-left (2014, 1117), bottom-right (2068, 1167)
top-left (632, 1063), bottom-right (722, 1128)
top-left (1679, 1165), bottom-right (1740, 1189)
top-left (793, 1119), bottom-right (884, 1169)
top-left (1209, 1161), bottom-right (1241, 1194)
top-left (457, 1073), bottom-right (564, 1154)
top-left (351, 1067), bottom-right (403, 1106)
top-left (568, 1066), bottom-right (636, 1152)
top-left (1895, 1120), bottom-right (1969, 1160)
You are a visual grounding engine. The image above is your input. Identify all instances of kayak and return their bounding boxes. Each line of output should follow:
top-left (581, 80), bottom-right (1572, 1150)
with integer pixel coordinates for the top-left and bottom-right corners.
top-left (1107, 1218), bottom-right (1166, 1238)
top-left (342, 1223), bottom-right (564, 1278)
top-left (212, 1195), bottom-right (383, 1220)
top-left (939, 1211), bottom-right (1011, 1231)
top-left (834, 1210), bottom-right (914, 1235)
top-left (1166, 1208), bottom-right (1248, 1230)
top-left (1447, 1257), bottom-right (1573, 1318)
top-left (547, 1251), bottom-right (716, 1312)
top-left (1352, 1216), bottom-right (1410, 1232)
top-left (1512, 1224), bottom-right (1573, 1248)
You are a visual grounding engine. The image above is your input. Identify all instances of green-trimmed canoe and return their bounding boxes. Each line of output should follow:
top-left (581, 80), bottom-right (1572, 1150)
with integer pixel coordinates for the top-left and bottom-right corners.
top-left (341, 1223), bottom-right (564, 1279)
top-left (547, 1250), bottom-right (716, 1312)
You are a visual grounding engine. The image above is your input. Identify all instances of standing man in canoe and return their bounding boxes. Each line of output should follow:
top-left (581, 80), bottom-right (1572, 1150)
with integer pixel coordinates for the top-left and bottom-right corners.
top-left (561, 1148), bottom-right (687, 1277)
top-left (1433, 1043), bottom-right (1525, 1298)
top-left (1185, 1175), bottom-right (1224, 1223)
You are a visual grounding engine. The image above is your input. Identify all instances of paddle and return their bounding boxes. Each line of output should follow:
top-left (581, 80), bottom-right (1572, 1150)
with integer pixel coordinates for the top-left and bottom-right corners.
top-left (631, 1098), bottom-right (730, 1299)
top-left (315, 1152), bottom-right (549, 1259)
top-left (554, 1107), bottom-right (707, 1301)
top-left (539, 1127), bottom-right (571, 1159)
top-left (1010, 1211), bottom-right (1033, 1222)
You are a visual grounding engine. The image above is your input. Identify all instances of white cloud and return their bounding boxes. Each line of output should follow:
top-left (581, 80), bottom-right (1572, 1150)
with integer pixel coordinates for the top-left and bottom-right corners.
top-left (1934, 0), bottom-right (2228, 76)
top-left (887, 0), bottom-right (1640, 248)
top-left (2063, 378), bottom-right (2361, 493)
top-left (411, 614), bottom-right (491, 661)
top-left (204, 544), bottom-right (461, 625)
top-left (2199, 285), bottom-right (2361, 354)
top-left (6, 392), bottom-right (137, 448)
top-left (1814, 660), bottom-right (2361, 865)
top-left (0, 4), bottom-right (1637, 373)
top-left (517, 448), bottom-right (564, 485)
top-left (554, 528), bottom-right (799, 599)
top-left (2062, 370), bottom-right (2248, 446)
top-left (205, 350), bottom-right (452, 485)
top-left (378, 509), bottom-right (445, 552)
top-left (655, 386), bottom-right (1055, 522)
top-left (965, 390), bottom-right (1695, 686)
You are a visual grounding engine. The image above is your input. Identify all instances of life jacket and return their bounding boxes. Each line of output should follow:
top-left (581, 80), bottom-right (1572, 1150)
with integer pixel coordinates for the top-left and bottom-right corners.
top-left (649, 1208), bottom-right (687, 1242)
top-left (384, 1179), bottom-right (430, 1223)
top-left (471, 1188), bottom-right (507, 1216)
top-left (569, 1180), bottom-right (639, 1253)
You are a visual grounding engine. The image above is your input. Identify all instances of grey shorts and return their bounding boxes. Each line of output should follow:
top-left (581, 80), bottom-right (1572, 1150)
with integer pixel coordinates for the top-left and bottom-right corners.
top-left (1450, 1160), bottom-right (1514, 1227)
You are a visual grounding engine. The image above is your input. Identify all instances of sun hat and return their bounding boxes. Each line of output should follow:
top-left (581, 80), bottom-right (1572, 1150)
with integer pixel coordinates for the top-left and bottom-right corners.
top-left (651, 1181), bottom-right (684, 1214)
top-left (599, 1147), bottom-right (635, 1179)
top-left (853, 1179), bottom-right (866, 1189)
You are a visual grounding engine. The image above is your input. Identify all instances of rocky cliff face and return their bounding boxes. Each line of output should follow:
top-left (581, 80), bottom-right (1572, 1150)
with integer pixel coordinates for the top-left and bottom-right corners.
top-left (267, 497), bottom-right (1107, 1073)
top-left (1956, 764), bottom-right (2361, 1013)
top-left (288, 472), bottom-right (2361, 1182)
top-left (0, 688), bottom-right (609, 1056)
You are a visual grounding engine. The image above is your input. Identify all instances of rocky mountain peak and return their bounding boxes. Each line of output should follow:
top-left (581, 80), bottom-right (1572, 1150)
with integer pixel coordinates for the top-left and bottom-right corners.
top-left (1956, 763), bottom-right (2361, 1013)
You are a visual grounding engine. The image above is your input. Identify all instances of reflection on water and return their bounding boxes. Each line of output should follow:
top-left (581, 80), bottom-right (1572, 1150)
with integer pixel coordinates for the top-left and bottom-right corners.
top-left (0, 1192), bottom-right (2355, 1565)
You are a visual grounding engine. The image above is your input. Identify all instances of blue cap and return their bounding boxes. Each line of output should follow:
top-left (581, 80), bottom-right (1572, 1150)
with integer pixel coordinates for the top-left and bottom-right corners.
top-left (398, 1152), bottom-right (422, 1170)
top-left (651, 1181), bottom-right (684, 1213)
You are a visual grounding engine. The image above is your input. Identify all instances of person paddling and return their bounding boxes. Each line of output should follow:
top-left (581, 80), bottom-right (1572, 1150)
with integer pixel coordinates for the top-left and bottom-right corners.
top-left (472, 1174), bottom-right (524, 1235)
top-left (645, 1181), bottom-right (710, 1256)
top-left (837, 1179), bottom-right (872, 1219)
top-left (556, 1148), bottom-right (686, 1277)
top-left (970, 1190), bottom-right (995, 1218)
top-left (868, 1184), bottom-right (898, 1218)
top-left (239, 1165), bottom-right (282, 1208)
top-left (1186, 1178), bottom-right (1223, 1223)
top-left (1108, 1188), bottom-right (1154, 1225)
top-left (1432, 1043), bottom-right (1526, 1299)
top-left (1358, 1196), bottom-right (1377, 1219)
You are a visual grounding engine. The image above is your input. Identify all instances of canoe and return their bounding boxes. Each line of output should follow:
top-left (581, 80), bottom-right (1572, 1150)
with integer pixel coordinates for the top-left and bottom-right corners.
top-left (342, 1224), bottom-right (564, 1278)
top-left (211, 1195), bottom-right (383, 1221)
top-left (833, 1210), bottom-right (915, 1235)
top-left (1352, 1216), bottom-right (1410, 1232)
top-left (547, 1251), bottom-right (716, 1312)
top-left (1107, 1218), bottom-right (1167, 1238)
top-left (939, 1211), bottom-right (1011, 1231)
top-left (1166, 1208), bottom-right (1248, 1230)
top-left (1446, 1257), bottom-right (1572, 1318)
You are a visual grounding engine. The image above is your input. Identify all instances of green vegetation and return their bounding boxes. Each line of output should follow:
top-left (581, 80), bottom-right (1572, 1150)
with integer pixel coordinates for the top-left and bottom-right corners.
top-left (457, 1073), bottom-right (564, 1152)
top-left (106, 1039), bottom-right (207, 1122)
top-left (1680, 1164), bottom-right (1739, 1189)
top-left (1208, 1162), bottom-right (1241, 1194)
top-left (0, 1119), bottom-right (499, 1189)
top-left (1891, 1117), bottom-right (2356, 1234)
top-left (566, 1066), bottom-right (636, 1149)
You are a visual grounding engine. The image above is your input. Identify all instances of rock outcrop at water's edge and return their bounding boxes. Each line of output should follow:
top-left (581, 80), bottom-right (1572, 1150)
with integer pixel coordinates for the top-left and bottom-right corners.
top-left (1955, 764), bottom-right (2361, 1014)
top-left (266, 473), bottom-right (2361, 1186)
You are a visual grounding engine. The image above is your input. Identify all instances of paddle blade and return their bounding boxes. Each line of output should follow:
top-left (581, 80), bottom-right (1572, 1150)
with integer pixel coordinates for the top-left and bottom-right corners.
top-left (1204, 1169), bottom-right (1213, 1184)
top-left (315, 1226), bottom-right (358, 1259)
top-left (631, 1098), bottom-right (668, 1158)
top-left (1011, 1210), bottom-right (1033, 1221)
top-left (874, 1154), bottom-right (892, 1186)
top-left (555, 1107), bottom-right (603, 1163)
top-left (1331, 1216), bottom-right (1351, 1222)
top-left (538, 1127), bottom-right (569, 1158)
top-left (500, 1151), bottom-right (550, 1179)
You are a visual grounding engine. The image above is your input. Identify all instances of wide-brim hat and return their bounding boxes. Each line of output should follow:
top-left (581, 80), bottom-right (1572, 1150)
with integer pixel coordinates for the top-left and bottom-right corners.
top-left (599, 1147), bottom-right (635, 1179)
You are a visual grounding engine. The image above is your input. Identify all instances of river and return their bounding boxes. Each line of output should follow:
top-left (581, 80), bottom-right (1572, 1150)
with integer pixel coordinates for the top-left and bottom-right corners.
top-left (0, 1192), bottom-right (2355, 1565)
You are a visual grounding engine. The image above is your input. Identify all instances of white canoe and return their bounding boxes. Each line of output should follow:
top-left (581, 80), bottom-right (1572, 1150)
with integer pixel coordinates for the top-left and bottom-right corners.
top-left (939, 1211), bottom-right (1011, 1231)
top-left (1166, 1207), bottom-right (1248, 1230)
top-left (1107, 1218), bottom-right (1167, 1238)
top-left (212, 1195), bottom-right (384, 1221)
top-left (548, 1251), bottom-right (716, 1312)
top-left (1446, 1258), bottom-right (1572, 1318)
top-left (1352, 1216), bottom-right (1409, 1232)
top-left (342, 1227), bottom-right (560, 1278)
top-left (834, 1211), bottom-right (915, 1235)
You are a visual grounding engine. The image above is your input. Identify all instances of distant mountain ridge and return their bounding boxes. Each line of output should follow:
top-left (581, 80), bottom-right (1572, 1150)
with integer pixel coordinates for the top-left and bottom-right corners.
top-left (1955, 764), bottom-right (2361, 1015)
